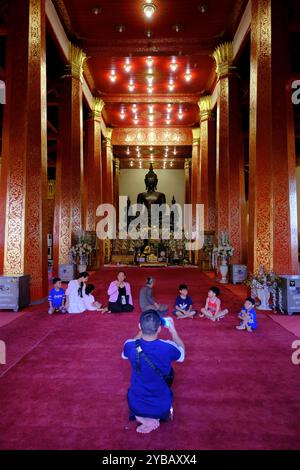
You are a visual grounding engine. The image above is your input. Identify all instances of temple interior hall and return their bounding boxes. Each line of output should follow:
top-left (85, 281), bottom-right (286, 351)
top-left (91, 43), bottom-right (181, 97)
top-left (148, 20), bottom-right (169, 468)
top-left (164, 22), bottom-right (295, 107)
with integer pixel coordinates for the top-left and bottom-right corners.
top-left (0, 0), bottom-right (300, 452)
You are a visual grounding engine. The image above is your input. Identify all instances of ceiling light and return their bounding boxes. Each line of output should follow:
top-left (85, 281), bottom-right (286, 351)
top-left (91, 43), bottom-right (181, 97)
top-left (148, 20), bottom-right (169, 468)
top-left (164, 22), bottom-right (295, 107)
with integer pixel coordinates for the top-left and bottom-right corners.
top-left (146, 56), bottom-right (153, 67)
top-left (132, 104), bottom-right (137, 112)
top-left (120, 110), bottom-right (125, 119)
top-left (116, 24), bottom-right (125, 33)
top-left (166, 119), bottom-right (171, 124)
top-left (124, 58), bottom-right (131, 72)
top-left (147, 87), bottom-right (153, 94)
top-left (149, 105), bottom-right (154, 113)
top-left (149, 115), bottom-right (154, 122)
top-left (92, 7), bottom-right (101, 15)
top-left (128, 80), bottom-right (135, 92)
top-left (146, 74), bottom-right (154, 85)
top-left (170, 57), bottom-right (178, 72)
top-left (167, 103), bottom-right (172, 110)
top-left (173, 147), bottom-right (177, 155)
top-left (110, 70), bottom-right (116, 82)
top-left (143, 3), bottom-right (156, 19)
top-left (130, 161), bottom-right (134, 167)
top-left (134, 118), bottom-right (138, 124)
top-left (199, 4), bottom-right (208, 14)
top-left (145, 30), bottom-right (153, 38)
top-left (185, 70), bottom-right (192, 82)
top-left (170, 161), bottom-right (174, 167)
top-left (172, 24), bottom-right (182, 33)
top-left (168, 83), bottom-right (175, 91)
top-left (126, 147), bottom-right (130, 155)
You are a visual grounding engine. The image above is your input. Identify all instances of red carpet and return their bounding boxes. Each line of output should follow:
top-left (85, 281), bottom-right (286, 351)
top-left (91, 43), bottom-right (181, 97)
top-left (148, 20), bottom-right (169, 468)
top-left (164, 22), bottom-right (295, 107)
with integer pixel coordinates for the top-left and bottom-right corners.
top-left (0, 267), bottom-right (300, 450)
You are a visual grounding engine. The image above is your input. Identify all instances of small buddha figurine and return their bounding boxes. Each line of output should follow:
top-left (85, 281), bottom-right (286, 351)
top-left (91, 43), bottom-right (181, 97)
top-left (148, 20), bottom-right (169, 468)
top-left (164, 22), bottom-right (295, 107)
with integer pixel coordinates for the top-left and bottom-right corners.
top-left (137, 164), bottom-right (166, 225)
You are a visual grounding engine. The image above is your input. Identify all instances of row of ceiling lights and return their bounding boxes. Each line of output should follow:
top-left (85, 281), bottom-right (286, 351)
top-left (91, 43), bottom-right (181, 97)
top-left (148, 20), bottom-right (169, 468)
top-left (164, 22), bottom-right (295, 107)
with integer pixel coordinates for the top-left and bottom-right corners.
top-left (109, 56), bottom-right (192, 93)
top-left (126, 146), bottom-right (177, 157)
top-left (120, 104), bottom-right (184, 125)
top-left (129, 160), bottom-right (175, 168)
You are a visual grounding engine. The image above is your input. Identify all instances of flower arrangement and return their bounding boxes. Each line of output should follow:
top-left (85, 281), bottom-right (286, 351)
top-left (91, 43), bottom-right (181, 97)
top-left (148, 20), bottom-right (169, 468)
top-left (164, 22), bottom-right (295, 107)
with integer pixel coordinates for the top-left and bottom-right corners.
top-left (244, 266), bottom-right (283, 313)
top-left (69, 240), bottom-right (93, 262)
top-left (212, 232), bottom-right (234, 269)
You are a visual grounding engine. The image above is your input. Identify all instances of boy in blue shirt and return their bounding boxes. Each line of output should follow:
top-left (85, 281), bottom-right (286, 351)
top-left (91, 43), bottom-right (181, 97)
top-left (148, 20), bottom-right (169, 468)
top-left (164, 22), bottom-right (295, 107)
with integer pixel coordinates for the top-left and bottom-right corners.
top-left (48, 277), bottom-right (66, 314)
top-left (173, 284), bottom-right (197, 319)
top-left (236, 297), bottom-right (257, 332)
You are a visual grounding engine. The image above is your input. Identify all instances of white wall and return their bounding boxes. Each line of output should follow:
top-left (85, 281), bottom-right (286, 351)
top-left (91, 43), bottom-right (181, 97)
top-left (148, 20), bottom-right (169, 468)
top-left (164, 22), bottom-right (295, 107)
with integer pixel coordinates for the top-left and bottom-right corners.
top-left (119, 169), bottom-right (185, 207)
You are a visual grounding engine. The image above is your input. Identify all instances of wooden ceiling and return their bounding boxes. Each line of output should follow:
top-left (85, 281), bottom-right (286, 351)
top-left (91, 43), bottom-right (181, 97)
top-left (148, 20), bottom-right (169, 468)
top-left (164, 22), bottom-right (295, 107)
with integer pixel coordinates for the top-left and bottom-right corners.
top-left (56, 0), bottom-right (248, 130)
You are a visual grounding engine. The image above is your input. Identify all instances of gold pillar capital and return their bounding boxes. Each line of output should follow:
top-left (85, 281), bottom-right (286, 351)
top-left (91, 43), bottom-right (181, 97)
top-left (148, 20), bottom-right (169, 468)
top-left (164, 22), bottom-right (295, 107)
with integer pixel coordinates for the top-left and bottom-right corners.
top-left (66, 43), bottom-right (87, 82)
top-left (212, 42), bottom-right (236, 79)
top-left (198, 95), bottom-right (214, 121)
top-left (92, 98), bottom-right (105, 120)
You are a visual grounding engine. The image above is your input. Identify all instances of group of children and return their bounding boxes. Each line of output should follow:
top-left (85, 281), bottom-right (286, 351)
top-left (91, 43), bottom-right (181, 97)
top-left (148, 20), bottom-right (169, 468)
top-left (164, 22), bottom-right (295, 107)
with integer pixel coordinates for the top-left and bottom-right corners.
top-left (48, 278), bottom-right (108, 314)
top-left (48, 277), bottom-right (257, 332)
top-left (173, 283), bottom-right (257, 332)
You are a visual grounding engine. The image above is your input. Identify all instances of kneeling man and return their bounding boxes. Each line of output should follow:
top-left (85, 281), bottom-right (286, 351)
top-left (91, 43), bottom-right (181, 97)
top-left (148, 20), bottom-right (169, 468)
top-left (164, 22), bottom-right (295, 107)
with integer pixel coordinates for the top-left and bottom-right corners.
top-left (122, 310), bottom-right (185, 434)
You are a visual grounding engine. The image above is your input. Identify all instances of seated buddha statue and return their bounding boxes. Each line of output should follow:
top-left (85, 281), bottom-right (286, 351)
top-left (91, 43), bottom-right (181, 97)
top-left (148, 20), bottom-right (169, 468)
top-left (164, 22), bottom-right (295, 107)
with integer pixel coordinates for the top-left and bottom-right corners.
top-left (137, 164), bottom-right (166, 226)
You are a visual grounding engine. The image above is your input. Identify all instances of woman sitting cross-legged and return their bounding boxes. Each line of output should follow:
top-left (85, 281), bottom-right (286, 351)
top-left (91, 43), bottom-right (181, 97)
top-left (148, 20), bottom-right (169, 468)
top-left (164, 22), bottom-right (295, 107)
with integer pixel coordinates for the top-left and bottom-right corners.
top-left (65, 272), bottom-right (89, 314)
top-left (107, 271), bottom-right (134, 313)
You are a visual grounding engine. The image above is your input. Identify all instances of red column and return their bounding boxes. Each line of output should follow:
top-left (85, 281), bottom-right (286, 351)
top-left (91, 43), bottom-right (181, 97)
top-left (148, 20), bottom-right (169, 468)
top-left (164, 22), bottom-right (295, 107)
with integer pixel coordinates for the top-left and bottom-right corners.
top-left (53, 44), bottom-right (86, 273)
top-left (249, 0), bottom-right (298, 274)
top-left (213, 42), bottom-right (247, 264)
top-left (0, 0), bottom-right (48, 301)
top-left (199, 96), bottom-right (216, 232)
top-left (83, 98), bottom-right (104, 231)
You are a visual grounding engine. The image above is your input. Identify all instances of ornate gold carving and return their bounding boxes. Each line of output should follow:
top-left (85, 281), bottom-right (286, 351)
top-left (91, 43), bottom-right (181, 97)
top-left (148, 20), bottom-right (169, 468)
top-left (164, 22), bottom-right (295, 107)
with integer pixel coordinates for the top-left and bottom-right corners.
top-left (198, 95), bottom-right (214, 121)
top-left (66, 43), bottom-right (87, 82)
top-left (111, 128), bottom-right (193, 146)
top-left (48, 180), bottom-right (55, 199)
top-left (114, 158), bottom-right (120, 170)
top-left (212, 42), bottom-right (236, 79)
top-left (92, 98), bottom-right (105, 120)
top-left (192, 128), bottom-right (200, 146)
top-left (184, 158), bottom-right (190, 173)
top-left (53, 0), bottom-right (72, 34)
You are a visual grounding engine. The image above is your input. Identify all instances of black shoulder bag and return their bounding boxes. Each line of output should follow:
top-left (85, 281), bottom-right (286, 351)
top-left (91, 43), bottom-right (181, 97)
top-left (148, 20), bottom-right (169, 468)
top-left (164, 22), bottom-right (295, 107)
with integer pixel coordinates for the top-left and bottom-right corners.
top-left (135, 339), bottom-right (175, 388)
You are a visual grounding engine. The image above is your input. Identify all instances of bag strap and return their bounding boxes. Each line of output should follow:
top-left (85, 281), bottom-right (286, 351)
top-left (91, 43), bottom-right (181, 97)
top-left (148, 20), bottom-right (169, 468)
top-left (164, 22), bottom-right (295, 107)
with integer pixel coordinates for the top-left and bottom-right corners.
top-left (135, 339), bottom-right (168, 385)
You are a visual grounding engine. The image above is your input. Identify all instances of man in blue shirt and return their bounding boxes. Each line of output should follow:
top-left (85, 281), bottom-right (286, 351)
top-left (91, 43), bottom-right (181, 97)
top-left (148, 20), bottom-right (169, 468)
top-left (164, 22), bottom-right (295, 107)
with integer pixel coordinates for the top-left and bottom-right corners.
top-left (122, 310), bottom-right (185, 434)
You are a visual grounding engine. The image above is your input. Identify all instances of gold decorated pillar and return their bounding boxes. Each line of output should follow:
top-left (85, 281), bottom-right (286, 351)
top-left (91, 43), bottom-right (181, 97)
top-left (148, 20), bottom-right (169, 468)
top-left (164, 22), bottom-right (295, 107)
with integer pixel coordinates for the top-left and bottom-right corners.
top-left (113, 157), bottom-right (120, 217)
top-left (0, 0), bottom-right (48, 301)
top-left (191, 128), bottom-right (200, 264)
top-left (213, 42), bottom-right (247, 264)
top-left (53, 43), bottom-right (86, 273)
top-left (199, 95), bottom-right (216, 231)
top-left (248, 0), bottom-right (298, 274)
top-left (83, 98), bottom-right (104, 231)
top-left (102, 128), bottom-right (114, 205)
top-left (184, 158), bottom-right (191, 204)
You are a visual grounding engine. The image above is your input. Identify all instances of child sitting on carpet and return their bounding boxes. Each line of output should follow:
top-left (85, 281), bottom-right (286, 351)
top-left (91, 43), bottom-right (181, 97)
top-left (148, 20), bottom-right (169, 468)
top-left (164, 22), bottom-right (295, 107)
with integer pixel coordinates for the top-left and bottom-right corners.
top-left (83, 284), bottom-right (108, 312)
top-left (48, 277), bottom-right (66, 314)
top-left (200, 286), bottom-right (228, 321)
top-left (236, 297), bottom-right (257, 332)
top-left (173, 284), bottom-right (197, 319)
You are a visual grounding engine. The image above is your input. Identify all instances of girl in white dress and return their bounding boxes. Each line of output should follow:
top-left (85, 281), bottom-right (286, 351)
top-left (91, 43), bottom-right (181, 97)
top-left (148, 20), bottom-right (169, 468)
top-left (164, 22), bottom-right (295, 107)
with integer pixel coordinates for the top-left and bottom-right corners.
top-left (65, 272), bottom-right (89, 314)
top-left (83, 284), bottom-right (108, 312)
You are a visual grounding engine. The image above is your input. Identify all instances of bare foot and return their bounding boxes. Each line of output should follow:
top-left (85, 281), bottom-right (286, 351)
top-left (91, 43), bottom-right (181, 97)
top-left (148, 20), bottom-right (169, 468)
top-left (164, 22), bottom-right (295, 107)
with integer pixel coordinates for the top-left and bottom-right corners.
top-left (136, 417), bottom-right (160, 434)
